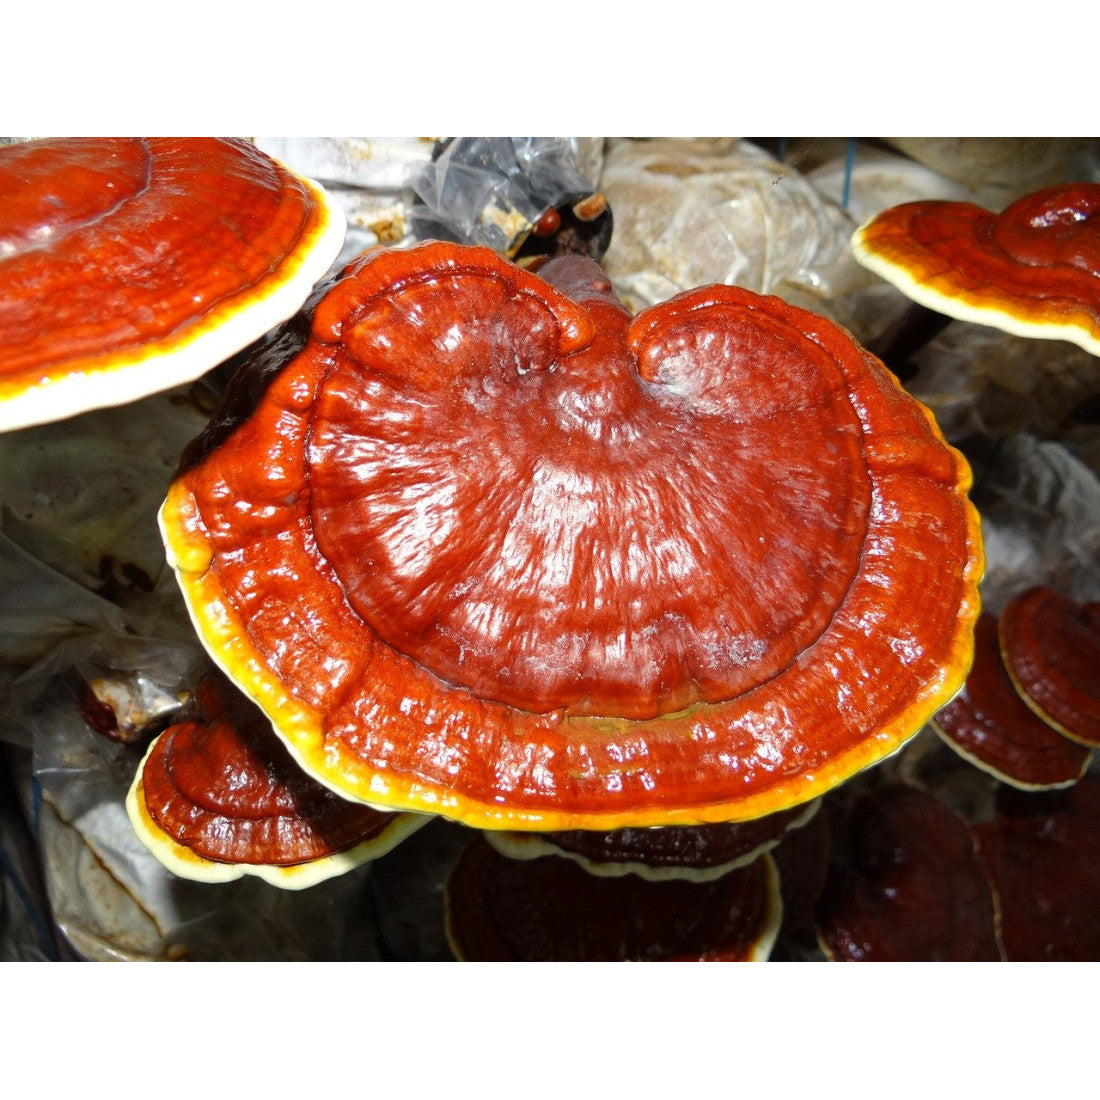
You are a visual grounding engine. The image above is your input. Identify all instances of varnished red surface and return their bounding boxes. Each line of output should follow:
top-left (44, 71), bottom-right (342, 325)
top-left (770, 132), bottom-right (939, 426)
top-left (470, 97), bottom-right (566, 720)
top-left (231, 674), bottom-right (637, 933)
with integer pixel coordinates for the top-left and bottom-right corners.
top-left (932, 613), bottom-right (1091, 787)
top-left (161, 241), bottom-right (982, 829)
top-left (852, 184), bottom-right (1100, 354)
top-left (0, 137), bottom-right (335, 411)
top-left (975, 778), bottom-right (1100, 961)
top-left (138, 674), bottom-right (398, 866)
top-left (1000, 587), bottom-right (1100, 745)
top-left (815, 783), bottom-right (1000, 961)
top-left (444, 837), bottom-right (778, 961)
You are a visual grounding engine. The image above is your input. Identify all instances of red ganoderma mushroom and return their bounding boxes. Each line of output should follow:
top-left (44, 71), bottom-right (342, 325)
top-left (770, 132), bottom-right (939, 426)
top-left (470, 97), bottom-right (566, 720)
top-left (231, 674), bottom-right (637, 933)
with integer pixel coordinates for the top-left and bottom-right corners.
top-left (160, 240), bottom-right (982, 831)
top-left (443, 835), bottom-right (782, 961)
top-left (851, 183), bottom-right (1100, 357)
top-left (998, 587), bottom-right (1100, 746)
top-left (815, 782), bottom-right (1001, 961)
top-left (483, 800), bottom-right (820, 882)
top-left (0, 137), bottom-right (345, 432)
top-left (974, 778), bottom-right (1100, 961)
top-left (930, 612), bottom-right (1092, 789)
top-left (126, 672), bottom-right (427, 889)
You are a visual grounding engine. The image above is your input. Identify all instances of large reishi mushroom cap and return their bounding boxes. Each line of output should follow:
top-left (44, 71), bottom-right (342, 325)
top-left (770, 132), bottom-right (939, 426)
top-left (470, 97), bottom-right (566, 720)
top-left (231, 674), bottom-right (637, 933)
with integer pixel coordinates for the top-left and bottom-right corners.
top-left (0, 136), bottom-right (346, 431)
top-left (851, 183), bottom-right (1100, 357)
top-left (161, 240), bottom-right (983, 831)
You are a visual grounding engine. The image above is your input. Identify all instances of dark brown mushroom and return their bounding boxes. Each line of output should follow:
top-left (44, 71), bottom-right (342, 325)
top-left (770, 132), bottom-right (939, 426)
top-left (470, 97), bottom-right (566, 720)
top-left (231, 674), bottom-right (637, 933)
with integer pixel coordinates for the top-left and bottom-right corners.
top-left (484, 801), bottom-right (820, 882)
top-left (974, 777), bottom-right (1100, 961)
top-left (444, 835), bottom-right (782, 961)
top-left (815, 783), bottom-right (1001, 961)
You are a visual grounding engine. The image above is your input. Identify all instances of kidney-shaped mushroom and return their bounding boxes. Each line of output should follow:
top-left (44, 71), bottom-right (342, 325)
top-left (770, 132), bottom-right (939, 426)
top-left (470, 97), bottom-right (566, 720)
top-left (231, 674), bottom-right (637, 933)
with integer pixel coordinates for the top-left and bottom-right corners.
top-left (0, 137), bottom-right (345, 431)
top-left (160, 240), bottom-right (983, 831)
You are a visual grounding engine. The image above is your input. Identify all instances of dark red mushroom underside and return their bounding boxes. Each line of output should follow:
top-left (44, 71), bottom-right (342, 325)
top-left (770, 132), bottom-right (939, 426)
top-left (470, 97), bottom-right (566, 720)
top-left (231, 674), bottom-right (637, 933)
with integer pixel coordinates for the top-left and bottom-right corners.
top-left (135, 673), bottom-right (402, 866)
top-left (852, 183), bottom-right (1100, 356)
top-left (445, 836), bottom-right (779, 961)
top-left (161, 240), bottom-right (981, 830)
top-left (974, 778), bottom-right (1100, 961)
top-left (932, 613), bottom-right (1091, 788)
top-left (529, 801), bottom-right (817, 874)
top-left (999, 587), bottom-right (1100, 746)
top-left (816, 783), bottom-right (1000, 961)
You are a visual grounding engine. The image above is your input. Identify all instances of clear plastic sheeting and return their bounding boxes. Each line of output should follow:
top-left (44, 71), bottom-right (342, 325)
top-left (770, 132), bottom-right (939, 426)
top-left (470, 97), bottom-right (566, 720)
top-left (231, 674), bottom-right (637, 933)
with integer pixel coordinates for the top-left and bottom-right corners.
top-left (406, 137), bottom-right (604, 256)
top-left (252, 137), bottom-right (436, 268)
top-left (3, 629), bottom-right (384, 961)
top-left (598, 137), bottom-right (865, 313)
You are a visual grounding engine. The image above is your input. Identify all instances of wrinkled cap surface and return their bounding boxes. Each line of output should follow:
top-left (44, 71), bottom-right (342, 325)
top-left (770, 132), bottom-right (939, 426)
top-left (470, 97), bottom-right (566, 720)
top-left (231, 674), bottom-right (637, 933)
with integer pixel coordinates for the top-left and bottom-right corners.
top-left (126, 672), bottom-right (427, 888)
top-left (161, 240), bottom-right (982, 830)
top-left (932, 613), bottom-right (1091, 789)
top-left (851, 183), bottom-right (1100, 356)
top-left (1000, 587), bottom-right (1100, 746)
top-left (0, 137), bottom-right (345, 431)
top-left (444, 836), bottom-right (782, 961)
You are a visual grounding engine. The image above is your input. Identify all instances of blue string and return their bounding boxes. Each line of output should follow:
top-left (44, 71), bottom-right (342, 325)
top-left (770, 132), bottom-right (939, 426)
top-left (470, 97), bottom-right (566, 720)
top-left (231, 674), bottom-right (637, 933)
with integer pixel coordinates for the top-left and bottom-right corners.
top-left (0, 839), bottom-right (60, 961)
top-left (842, 138), bottom-right (856, 210)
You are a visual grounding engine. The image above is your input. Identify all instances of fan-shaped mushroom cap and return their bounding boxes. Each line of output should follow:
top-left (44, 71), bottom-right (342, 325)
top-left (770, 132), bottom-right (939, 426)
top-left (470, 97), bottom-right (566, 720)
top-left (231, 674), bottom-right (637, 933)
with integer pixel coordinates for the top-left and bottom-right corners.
top-left (484, 800), bottom-right (819, 883)
top-left (816, 783), bottom-right (1000, 961)
top-left (161, 240), bottom-right (982, 831)
top-left (851, 183), bottom-right (1100, 357)
top-left (931, 613), bottom-right (1092, 789)
top-left (999, 587), bottom-right (1100, 746)
top-left (444, 836), bottom-right (782, 961)
top-left (126, 673), bottom-right (428, 889)
top-left (0, 137), bottom-right (345, 431)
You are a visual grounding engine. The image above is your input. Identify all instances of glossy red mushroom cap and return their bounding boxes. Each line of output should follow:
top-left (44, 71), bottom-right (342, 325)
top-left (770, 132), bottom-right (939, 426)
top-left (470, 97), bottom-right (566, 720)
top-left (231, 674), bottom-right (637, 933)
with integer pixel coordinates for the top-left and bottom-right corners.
top-left (161, 240), bottom-right (982, 830)
top-left (0, 137), bottom-right (345, 431)
top-left (126, 673), bottom-right (427, 888)
top-left (931, 613), bottom-right (1091, 789)
top-left (999, 587), bottom-right (1100, 746)
top-left (851, 183), bottom-right (1100, 356)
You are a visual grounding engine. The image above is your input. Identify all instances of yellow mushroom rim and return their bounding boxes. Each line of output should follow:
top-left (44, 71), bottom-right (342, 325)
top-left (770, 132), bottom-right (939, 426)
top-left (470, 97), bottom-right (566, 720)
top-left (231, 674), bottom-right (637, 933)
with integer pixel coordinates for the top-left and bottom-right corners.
top-left (160, 240), bottom-right (984, 832)
top-left (0, 137), bottom-right (346, 432)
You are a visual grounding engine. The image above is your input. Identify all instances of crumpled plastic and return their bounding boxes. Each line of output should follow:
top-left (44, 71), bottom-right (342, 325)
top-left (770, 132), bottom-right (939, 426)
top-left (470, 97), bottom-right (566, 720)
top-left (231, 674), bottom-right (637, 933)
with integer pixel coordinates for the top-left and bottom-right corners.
top-left (597, 137), bottom-right (866, 314)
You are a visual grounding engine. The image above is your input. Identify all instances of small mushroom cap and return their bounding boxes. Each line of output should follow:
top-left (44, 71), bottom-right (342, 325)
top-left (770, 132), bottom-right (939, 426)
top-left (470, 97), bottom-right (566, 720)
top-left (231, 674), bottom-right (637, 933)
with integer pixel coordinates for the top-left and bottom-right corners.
top-left (126, 673), bottom-right (428, 889)
top-left (0, 137), bottom-right (346, 431)
top-left (815, 783), bottom-right (1000, 961)
top-left (161, 240), bottom-right (982, 831)
top-left (851, 183), bottom-right (1100, 357)
top-left (974, 778), bottom-right (1100, 961)
top-left (444, 836), bottom-right (782, 961)
top-left (999, 587), bottom-right (1100, 746)
top-left (484, 800), bottom-right (820, 883)
top-left (931, 612), bottom-right (1092, 789)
